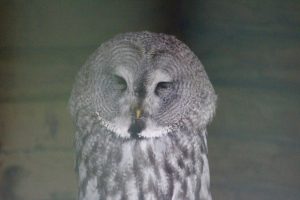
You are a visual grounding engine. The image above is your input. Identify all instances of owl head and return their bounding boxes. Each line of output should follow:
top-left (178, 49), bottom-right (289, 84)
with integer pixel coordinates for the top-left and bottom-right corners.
top-left (69, 31), bottom-right (216, 139)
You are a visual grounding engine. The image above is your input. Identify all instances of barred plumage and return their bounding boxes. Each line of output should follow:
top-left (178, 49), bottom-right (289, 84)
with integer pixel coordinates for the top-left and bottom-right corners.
top-left (70, 31), bottom-right (216, 200)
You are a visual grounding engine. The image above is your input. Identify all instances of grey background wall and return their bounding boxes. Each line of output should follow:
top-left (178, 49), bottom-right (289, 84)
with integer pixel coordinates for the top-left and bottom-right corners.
top-left (0, 0), bottom-right (299, 200)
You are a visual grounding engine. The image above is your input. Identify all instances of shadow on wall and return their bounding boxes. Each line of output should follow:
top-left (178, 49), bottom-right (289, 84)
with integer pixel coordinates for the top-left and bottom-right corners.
top-left (0, 165), bottom-right (27, 200)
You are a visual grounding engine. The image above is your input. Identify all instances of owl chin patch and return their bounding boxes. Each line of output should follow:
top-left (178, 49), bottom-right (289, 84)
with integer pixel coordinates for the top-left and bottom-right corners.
top-left (128, 119), bottom-right (146, 139)
top-left (128, 119), bottom-right (172, 139)
top-left (137, 119), bottom-right (172, 138)
top-left (95, 112), bottom-right (171, 139)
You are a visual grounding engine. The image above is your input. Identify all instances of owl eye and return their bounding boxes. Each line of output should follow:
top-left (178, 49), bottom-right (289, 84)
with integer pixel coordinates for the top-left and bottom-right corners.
top-left (112, 75), bottom-right (127, 91)
top-left (154, 81), bottom-right (173, 96)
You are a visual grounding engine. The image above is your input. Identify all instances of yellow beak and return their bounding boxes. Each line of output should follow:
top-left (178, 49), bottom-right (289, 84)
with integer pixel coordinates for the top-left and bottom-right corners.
top-left (135, 108), bottom-right (142, 119)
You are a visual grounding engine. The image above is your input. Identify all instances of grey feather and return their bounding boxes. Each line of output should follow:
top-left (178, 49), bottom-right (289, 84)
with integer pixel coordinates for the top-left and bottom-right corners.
top-left (69, 31), bottom-right (217, 200)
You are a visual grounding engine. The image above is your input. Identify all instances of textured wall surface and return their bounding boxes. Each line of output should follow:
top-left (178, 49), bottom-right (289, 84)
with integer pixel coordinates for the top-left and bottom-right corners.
top-left (0, 0), bottom-right (299, 200)
top-left (184, 1), bottom-right (300, 199)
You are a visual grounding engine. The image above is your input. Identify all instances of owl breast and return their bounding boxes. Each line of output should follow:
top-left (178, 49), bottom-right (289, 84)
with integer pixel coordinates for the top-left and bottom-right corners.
top-left (77, 122), bottom-right (211, 200)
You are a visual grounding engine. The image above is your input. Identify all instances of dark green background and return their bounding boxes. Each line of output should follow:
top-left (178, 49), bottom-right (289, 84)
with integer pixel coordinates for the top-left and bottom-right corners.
top-left (0, 0), bottom-right (299, 200)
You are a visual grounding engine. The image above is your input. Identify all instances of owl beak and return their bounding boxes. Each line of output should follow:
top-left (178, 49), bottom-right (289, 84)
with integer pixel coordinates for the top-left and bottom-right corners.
top-left (135, 108), bottom-right (143, 119)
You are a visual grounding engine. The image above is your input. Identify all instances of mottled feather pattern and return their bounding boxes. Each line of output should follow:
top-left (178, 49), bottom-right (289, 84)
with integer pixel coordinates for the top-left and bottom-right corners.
top-left (75, 112), bottom-right (211, 200)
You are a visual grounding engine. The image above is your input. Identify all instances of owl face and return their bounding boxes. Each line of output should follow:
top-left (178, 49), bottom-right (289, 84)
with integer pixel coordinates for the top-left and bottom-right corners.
top-left (71, 32), bottom-right (216, 140)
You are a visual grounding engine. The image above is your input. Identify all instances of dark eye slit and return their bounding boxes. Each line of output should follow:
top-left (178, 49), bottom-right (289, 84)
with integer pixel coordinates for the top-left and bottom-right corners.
top-left (113, 74), bottom-right (127, 90)
top-left (113, 75), bottom-right (125, 83)
top-left (156, 81), bottom-right (173, 89)
top-left (155, 81), bottom-right (174, 96)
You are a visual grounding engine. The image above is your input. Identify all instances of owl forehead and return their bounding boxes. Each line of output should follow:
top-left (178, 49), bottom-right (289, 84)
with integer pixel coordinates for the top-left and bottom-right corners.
top-left (107, 41), bottom-right (183, 79)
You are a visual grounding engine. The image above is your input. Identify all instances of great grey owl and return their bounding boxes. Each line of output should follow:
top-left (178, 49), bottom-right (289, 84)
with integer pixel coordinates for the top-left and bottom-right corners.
top-left (69, 31), bottom-right (217, 200)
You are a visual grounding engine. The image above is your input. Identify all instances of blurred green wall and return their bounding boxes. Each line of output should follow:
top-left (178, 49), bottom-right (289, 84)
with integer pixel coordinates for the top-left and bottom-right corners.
top-left (0, 0), bottom-right (299, 200)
